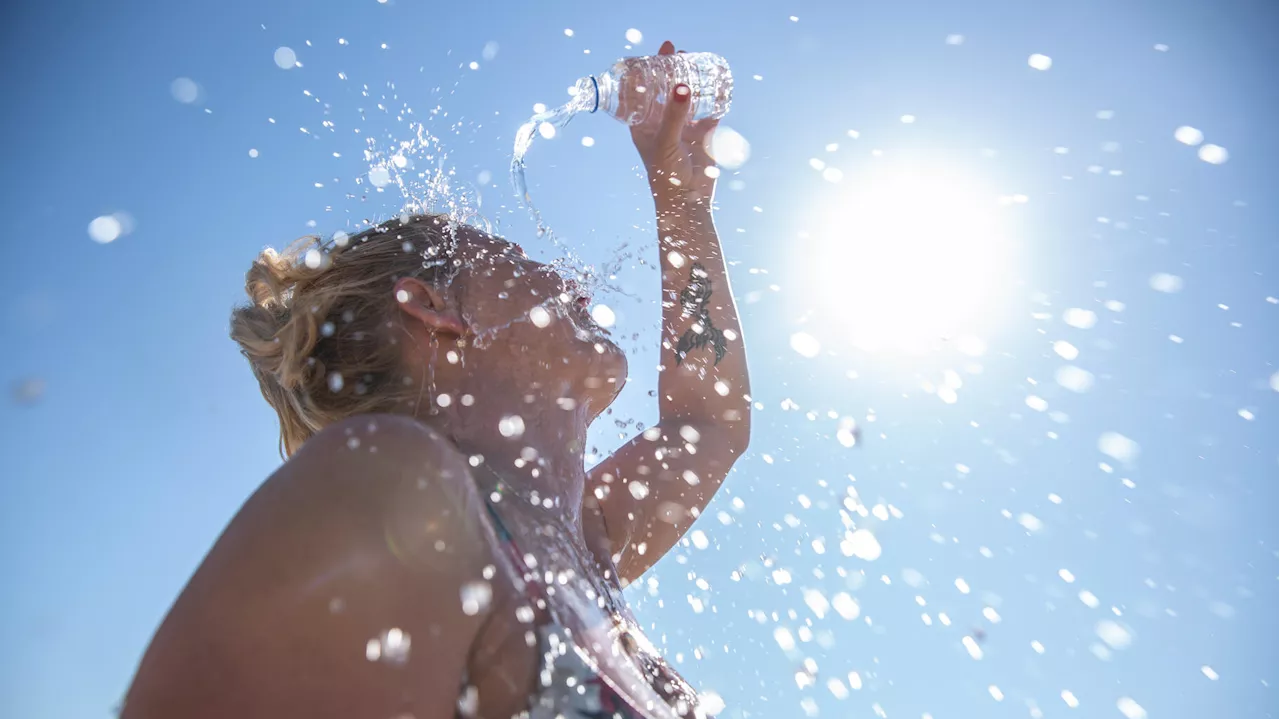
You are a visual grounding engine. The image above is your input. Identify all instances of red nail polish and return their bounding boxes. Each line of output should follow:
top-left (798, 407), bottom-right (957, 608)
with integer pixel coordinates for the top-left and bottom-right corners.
top-left (674, 84), bottom-right (690, 102)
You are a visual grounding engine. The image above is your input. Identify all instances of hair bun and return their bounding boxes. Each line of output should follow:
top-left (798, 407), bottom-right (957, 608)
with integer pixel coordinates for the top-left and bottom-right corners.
top-left (230, 242), bottom-right (320, 388)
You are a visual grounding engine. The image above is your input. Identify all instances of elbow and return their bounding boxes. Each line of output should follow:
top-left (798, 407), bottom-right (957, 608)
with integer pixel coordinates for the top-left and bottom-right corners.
top-left (722, 411), bottom-right (751, 458)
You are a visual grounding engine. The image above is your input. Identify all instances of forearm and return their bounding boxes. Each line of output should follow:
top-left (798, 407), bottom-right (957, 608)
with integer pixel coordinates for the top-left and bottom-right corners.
top-left (655, 201), bottom-right (751, 440)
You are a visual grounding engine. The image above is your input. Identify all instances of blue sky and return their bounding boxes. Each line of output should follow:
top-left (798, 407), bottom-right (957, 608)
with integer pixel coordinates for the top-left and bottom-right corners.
top-left (0, 0), bottom-right (1275, 717)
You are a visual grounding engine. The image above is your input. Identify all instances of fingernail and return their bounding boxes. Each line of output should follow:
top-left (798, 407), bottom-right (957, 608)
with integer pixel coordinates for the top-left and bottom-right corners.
top-left (674, 84), bottom-right (690, 102)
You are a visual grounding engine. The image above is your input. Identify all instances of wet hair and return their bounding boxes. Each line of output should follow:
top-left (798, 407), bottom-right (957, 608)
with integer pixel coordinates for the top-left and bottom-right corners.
top-left (229, 213), bottom-right (457, 457)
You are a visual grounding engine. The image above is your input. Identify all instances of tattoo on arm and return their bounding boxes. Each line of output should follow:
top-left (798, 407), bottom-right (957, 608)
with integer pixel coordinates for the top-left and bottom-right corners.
top-left (674, 263), bottom-right (727, 365)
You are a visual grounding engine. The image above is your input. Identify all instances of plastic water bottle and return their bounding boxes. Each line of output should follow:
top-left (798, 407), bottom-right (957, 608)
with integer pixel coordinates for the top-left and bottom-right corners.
top-left (512, 52), bottom-right (734, 237)
top-left (581, 52), bottom-right (733, 126)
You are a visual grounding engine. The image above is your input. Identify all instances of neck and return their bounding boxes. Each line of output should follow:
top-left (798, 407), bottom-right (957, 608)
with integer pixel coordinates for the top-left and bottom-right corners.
top-left (416, 381), bottom-right (592, 526)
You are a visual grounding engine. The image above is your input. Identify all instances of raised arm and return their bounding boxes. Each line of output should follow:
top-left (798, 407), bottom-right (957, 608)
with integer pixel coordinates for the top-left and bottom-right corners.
top-left (587, 41), bottom-right (751, 584)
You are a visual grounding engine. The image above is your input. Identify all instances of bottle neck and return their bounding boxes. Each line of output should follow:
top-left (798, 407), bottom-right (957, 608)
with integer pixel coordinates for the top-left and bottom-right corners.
top-left (588, 75), bottom-right (600, 113)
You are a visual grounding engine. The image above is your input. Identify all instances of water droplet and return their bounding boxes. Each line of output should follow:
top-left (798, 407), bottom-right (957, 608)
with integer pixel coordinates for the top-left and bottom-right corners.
top-left (274, 46), bottom-right (297, 69)
top-left (527, 305), bottom-right (552, 328)
top-left (1078, 590), bottom-right (1100, 608)
top-left (1095, 620), bottom-right (1133, 649)
top-left (1052, 340), bottom-right (1078, 360)
top-left (368, 166), bottom-right (391, 188)
top-left (170, 77), bottom-right (199, 104)
top-left (803, 588), bottom-right (829, 617)
top-left (1028, 53), bottom-right (1053, 70)
top-left (773, 627), bottom-right (796, 651)
top-left (832, 592), bottom-right (861, 619)
top-left (88, 215), bottom-right (123, 244)
top-left (11, 378), bottom-right (45, 405)
top-left (989, 685), bottom-right (1004, 701)
top-left (369, 627), bottom-right (411, 664)
top-left (1063, 308), bottom-right (1097, 329)
top-left (945, 34), bottom-right (965, 45)
top-left (1061, 691), bottom-right (1079, 708)
top-left (1198, 143), bottom-right (1229, 164)
top-left (1059, 568), bottom-right (1076, 583)
top-left (628, 480), bottom-right (649, 499)
top-left (1056, 365), bottom-right (1095, 393)
top-left (1116, 697), bottom-right (1146, 719)
top-left (1098, 432), bottom-right (1139, 464)
top-left (955, 577), bottom-right (971, 594)
top-left (962, 635), bottom-right (984, 659)
top-left (1149, 272), bottom-right (1184, 293)
top-left (842, 529), bottom-right (881, 560)
top-left (1174, 125), bottom-right (1204, 146)
top-left (498, 415), bottom-right (525, 438)
top-left (1201, 665), bottom-right (1219, 680)
top-left (790, 332), bottom-right (821, 358)
top-left (709, 126), bottom-right (751, 169)
top-left (590, 304), bottom-right (615, 327)
top-left (460, 580), bottom-right (492, 616)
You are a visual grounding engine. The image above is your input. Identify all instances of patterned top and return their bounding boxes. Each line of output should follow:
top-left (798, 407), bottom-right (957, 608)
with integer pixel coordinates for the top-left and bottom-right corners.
top-left (466, 497), bottom-right (709, 719)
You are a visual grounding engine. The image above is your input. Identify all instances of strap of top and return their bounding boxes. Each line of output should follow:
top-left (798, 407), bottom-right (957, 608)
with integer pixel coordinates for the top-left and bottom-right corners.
top-left (483, 497), bottom-right (547, 603)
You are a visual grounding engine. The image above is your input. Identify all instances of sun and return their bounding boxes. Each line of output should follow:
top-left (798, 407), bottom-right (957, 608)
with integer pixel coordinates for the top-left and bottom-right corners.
top-left (810, 160), bottom-right (1015, 355)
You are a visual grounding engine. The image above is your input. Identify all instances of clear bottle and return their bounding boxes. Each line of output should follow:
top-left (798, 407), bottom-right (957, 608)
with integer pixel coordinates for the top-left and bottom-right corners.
top-left (512, 52), bottom-right (733, 237)
top-left (579, 51), bottom-right (733, 126)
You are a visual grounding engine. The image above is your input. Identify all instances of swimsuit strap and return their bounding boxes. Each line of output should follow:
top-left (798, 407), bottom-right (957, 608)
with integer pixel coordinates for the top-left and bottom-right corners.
top-left (483, 496), bottom-right (549, 603)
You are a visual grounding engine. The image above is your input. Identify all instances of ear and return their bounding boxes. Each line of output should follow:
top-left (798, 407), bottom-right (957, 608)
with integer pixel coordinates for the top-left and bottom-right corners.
top-left (393, 277), bottom-right (468, 337)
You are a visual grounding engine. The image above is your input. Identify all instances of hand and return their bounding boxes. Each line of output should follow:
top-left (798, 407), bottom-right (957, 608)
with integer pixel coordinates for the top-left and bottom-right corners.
top-left (629, 40), bottom-right (720, 210)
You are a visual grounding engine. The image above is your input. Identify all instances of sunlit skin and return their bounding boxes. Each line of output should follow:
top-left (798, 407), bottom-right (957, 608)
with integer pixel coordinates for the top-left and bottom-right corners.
top-left (122, 41), bottom-right (750, 719)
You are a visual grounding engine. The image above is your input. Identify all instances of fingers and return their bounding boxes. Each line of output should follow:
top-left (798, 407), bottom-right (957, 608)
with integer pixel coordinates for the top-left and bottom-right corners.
top-left (685, 117), bottom-right (720, 166)
top-left (657, 84), bottom-right (692, 154)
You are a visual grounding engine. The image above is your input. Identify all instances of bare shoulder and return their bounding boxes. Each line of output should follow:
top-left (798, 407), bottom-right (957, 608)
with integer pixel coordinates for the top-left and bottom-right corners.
top-left (284, 413), bottom-right (471, 495)
top-left (122, 415), bottom-right (502, 718)
top-left (278, 413), bottom-right (497, 572)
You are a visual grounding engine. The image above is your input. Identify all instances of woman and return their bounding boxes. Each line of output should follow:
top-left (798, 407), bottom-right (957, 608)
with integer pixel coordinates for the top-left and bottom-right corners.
top-left (123, 41), bottom-right (750, 719)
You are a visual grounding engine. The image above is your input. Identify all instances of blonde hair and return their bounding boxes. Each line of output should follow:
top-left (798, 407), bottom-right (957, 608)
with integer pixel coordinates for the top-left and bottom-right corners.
top-left (230, 214), bottom-right (456, 457)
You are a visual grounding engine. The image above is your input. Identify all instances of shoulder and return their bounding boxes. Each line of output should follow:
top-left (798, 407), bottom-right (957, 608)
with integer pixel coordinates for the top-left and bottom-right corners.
top-left (286, 413), bottom-right (469, 484)
top-left (122, 415), bottom-right (503, 715)
top-left (274, 413), bottom-right (495, 571)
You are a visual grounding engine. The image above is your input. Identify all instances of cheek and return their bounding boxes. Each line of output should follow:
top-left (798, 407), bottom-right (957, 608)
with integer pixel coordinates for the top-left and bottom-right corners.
top-left (463, 274), bottom-right (551, 329)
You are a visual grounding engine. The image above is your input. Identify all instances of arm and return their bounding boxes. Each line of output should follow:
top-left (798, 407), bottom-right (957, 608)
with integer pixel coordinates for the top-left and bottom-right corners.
top-left (587, 41), bottom-right (751, 585)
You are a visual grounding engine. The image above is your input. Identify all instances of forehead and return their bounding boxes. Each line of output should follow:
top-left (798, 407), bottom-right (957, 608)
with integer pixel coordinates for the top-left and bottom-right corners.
top-left (452, 226), bottom-right (522, 256)
top-left (449, 226), bottom-right (535, 277)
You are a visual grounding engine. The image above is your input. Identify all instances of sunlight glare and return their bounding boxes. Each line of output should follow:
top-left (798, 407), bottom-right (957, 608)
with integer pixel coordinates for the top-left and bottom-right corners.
top-left (813, 162), bottom-right (1012, 354)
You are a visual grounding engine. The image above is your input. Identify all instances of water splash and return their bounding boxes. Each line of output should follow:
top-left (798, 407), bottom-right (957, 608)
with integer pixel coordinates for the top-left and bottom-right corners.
top-left (510, 88), bottom-right (595, 241)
